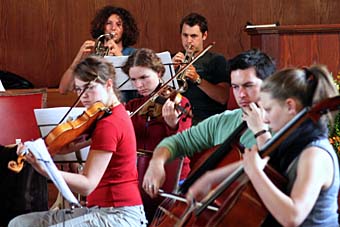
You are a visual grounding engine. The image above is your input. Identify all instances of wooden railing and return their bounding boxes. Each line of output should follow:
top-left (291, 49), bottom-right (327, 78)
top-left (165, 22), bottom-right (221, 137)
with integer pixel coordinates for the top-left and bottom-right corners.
top-left (1, 88), bottom-right (80, 108)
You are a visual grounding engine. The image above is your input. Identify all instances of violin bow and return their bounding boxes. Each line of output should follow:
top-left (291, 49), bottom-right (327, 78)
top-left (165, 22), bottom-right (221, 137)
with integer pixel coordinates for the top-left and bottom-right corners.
top-left (129, 42), bottom-right (216, 118)
top-left (58, 77), bottom-right (100, 124)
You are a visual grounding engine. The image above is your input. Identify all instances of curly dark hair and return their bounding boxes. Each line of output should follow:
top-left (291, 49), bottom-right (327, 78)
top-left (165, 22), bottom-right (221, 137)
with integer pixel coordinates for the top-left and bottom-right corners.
top-left (90, 6), bottom-right (139, 47)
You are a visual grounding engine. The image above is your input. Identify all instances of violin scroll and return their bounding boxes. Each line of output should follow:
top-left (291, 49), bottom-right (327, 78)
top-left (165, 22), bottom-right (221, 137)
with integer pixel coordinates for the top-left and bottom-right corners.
top-left (308, 95), bottom-right (340, 122)
top-left (8, 154), bottom-right (26, 173)
top-left (138, 86), bottom-right (192, 119)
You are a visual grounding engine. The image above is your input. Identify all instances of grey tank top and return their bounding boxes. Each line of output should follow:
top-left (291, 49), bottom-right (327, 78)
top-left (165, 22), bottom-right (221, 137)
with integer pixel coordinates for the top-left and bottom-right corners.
top-left (286, 139), bottom-right (339, 227)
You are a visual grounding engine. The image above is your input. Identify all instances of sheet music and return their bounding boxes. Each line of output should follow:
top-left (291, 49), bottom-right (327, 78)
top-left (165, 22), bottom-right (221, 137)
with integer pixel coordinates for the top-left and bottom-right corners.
top-left (0, 80), bottom-right (5, 91)
top-left (34, 107), bottom-right (90, 162)
top-left (25, 138), bottom-right (80, 206)
top-left (105, 51), bottom-right (178, 90)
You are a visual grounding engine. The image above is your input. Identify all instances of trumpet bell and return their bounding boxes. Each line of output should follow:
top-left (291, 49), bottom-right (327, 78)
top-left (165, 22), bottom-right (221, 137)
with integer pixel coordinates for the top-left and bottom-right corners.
top-left (94, 32), bottom-right (115, 57)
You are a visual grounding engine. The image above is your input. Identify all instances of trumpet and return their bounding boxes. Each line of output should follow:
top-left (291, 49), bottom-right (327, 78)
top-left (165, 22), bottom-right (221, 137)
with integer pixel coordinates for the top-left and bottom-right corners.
top-left (177, 45), bottom-right (194, 93)
top-left (94, 32), bottom-right (115, 57)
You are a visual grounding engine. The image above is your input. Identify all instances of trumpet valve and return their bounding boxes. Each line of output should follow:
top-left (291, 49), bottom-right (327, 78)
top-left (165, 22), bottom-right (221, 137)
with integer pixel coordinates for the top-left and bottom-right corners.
top-left (183, 45), bottom-right (194, 63)
top-left (94, 32), bottom-right (116, 56)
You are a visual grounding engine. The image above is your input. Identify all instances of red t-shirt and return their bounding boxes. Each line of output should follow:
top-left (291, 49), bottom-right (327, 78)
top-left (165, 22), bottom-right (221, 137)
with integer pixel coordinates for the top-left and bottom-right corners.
top-left (86, 104), bottom-right (142, 208)
top-left (126, 95), bottom-right (192, 180)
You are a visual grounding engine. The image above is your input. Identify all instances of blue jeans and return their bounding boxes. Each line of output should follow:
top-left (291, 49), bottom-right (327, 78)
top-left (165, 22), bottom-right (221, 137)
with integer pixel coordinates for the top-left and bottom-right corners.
top-left (8, 205), bottom-right (147, 227)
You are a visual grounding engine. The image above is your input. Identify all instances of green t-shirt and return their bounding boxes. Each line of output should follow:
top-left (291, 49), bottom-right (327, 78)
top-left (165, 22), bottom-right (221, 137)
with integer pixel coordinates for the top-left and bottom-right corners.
top-left (157, 108), bottom-right (256, 160)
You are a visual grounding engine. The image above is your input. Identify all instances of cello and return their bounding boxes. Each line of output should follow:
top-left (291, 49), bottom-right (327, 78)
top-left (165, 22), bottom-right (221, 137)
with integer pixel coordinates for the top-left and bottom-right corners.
top-left (168, 95), bottom-right (340, 226)
top-left (149, 121), bottom-right (247, 227)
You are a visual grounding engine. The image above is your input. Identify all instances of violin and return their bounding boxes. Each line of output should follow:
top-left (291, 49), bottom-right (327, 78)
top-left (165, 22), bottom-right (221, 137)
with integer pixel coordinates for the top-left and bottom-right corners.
top-left (129, 42), bottom-right (215, 119)
top-left (8, 101), bottom-right (112, 173)
top-left (138, 85), bottom-right (192, 119)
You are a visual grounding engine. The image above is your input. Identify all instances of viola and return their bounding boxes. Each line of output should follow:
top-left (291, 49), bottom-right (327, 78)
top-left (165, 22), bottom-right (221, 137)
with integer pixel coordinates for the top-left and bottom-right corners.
top-left (138, 85), bottom-right (192, 119)
top-left (8, 101), bottom-right (112, 173)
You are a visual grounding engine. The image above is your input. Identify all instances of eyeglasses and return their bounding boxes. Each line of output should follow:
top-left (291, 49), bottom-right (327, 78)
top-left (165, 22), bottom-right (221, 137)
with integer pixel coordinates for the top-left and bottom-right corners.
top-left (74, 83), bottom-right (98, 95)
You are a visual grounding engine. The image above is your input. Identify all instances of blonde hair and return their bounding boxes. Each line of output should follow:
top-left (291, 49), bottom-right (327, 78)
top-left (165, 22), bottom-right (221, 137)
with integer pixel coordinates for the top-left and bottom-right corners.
top-left (261, 65), bottom-right (339, 123)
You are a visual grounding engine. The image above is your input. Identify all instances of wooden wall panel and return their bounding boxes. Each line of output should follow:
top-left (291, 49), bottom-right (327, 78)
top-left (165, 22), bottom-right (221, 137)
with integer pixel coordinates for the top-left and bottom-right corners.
top-left (1, 0), bottom-right (340, 88)
top-left (248, 25), bottom-right (340, 76)
top-left (279, 33), bottom-right (340, 73)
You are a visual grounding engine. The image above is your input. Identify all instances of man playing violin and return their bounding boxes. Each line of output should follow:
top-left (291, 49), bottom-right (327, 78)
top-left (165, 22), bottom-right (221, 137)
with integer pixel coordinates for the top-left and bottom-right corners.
top-left (9, 56), bottom-right (147, 227)
top-left (172, 13), bottom-right (229, 125)
top-left (143, 49), bottom-right (276, 197)
top-left (122, 48), bottom-right (192, 223)
top-left (59, 5), bottom-right (139, 102)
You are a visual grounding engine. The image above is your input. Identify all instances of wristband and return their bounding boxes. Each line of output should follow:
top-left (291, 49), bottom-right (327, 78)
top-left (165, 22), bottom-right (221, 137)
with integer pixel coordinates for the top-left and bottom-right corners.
top-left (195, 77), bottom-right (202, 85)
top-left (254, 129), bottom-right (268, 138)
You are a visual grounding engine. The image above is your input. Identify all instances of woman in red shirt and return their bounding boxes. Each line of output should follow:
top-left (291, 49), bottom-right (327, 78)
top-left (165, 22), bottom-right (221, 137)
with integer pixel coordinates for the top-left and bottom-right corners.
top-left (9, 56), bottom-right (147, 227)
top-left (123, 48), bottom-right (192, 180)
top-left (122, 48), bottom-right (192, 222)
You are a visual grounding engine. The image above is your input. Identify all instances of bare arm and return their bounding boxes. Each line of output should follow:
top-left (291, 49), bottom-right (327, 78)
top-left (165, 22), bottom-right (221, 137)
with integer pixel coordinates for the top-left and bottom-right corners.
top-left (186, 160), bottom-right (242, 201)
top-left (185, 65), bottom-right (229, 105)
top-left (25, 145), bottom-right (112, 196)
top-left (197, 80), bottom-right (229, 105)
top-left (59, 40), bottom-right (95, 94)
top-left (172, 51), bottom-right (229, 105)
top-left (61, 149), bottom-right (112, 195)
top-left (142, 146), bottom-right (172, 198)
top-left (243, 146), bottom-right (333, 226)
top-left (57, 138), bottom-right (91, 154)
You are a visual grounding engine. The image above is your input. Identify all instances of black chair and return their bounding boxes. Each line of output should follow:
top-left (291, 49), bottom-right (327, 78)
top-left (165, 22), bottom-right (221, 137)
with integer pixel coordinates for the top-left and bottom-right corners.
top-left (0, 70), bottom-right (34, 89)
top-left (0, 89), bottom-right (48, 226)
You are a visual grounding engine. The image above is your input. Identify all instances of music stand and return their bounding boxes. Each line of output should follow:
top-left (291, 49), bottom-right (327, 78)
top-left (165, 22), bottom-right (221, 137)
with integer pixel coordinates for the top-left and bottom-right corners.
top-left (34, 107), bottom-right (90, 163)
top-left (105, 51), bottom-right (178, 91)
